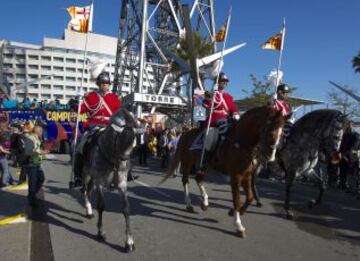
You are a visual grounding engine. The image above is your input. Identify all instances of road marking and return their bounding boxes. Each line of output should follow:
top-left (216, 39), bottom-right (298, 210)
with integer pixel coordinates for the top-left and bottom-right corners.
top-left (5, 182), bottom-right (29, 191)
top-left (134, 180), bottom-right (173, 199)
top-left (0, 212), bottom-right (27, 226)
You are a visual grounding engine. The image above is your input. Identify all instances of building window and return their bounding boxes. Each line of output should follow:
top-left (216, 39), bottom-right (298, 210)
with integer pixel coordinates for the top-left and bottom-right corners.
top-left (4, 53), bottom-right (13, 59)
top-left (16, 74), bottom-right (26, 79)
top-left (89, 87), bottom-right (97, 91)
top-left (66, 67), bottom-right (76, 73)
top-left (41, 84), bottom-right (51, 90)
top-left (66, 86), bottom-right (76, 91)
top-left (54, 94), bottom-right (64, 99)
top-left (53, 76), bottom-right (64, 81)
top-left (29, 84), bottom-right (39, 89)
top-left (66, 58), bottom-right (76, 63)
top-left (15, 54), bottom-right (25, 60)
top-left (3, 73), bottom-right (13, 79)
top-left (28, 55), bottom-right (39, 60)
top-left (53, 66), bottom-right (64, 72)
top-left (54, 85), bottom-right (64, 90)
top-left (78, 59), bottom-right (84, 64)
top-left (66, 77), bottom-right (76, 82)
top-left (16, 64), bottom-right (25, 69)
top-left (41, 94), bottom-right (51, 99)
top-left (41, 56), bottom-right (51, 61)
top-left (77, 77), bottom-right (88, 83)
top-left (41, 65), bottom-right (51, 71)
top-left (29, 93), bottom-right (39, 98)
top-left (65, 95), bottom-right (73, 99)
top-left (28, 74), bottom-right (39, 80)
top-left (53, 57), bottom-right (64, 62)
top-left (3, 63), bottom-right (13, 68)
top-left (28, 64), bottom-right (39, 69)
top-left (17, 93), bottom-right (25, 98)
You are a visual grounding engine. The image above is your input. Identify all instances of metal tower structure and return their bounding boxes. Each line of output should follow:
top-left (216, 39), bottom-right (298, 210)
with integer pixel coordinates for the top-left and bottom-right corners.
top-left (113, 0), bottom-right (216, 119)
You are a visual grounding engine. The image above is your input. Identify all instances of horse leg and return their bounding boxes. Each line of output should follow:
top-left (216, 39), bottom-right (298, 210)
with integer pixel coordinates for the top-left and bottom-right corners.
top-left (182, 160), bottom-right (195, 213)
top-left (284, 170), bottom-right (296, 220)
top-left (195, 172), bottom-right (209, 211)
top-left (117, 164), bottom-right (135, 253)
top-left (252, 164), bottom-right (263, 207)
top-left (240, 175), bottom-right (254, 215)
top-left (96, 184), bottom-right (106, 241)
top-left (84, 175), bottom-right (94, 219)
top-left (308, 175), bottom-right (326, 209)
top-left (230, 174), bottom-right (246, 237)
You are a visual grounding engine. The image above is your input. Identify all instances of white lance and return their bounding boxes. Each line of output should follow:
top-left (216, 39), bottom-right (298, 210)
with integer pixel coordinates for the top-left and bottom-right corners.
top-left (70, 0), bottom-right (93, 186)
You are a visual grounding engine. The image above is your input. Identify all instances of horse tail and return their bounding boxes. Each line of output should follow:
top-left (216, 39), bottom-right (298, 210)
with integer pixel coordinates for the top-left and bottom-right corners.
top-left (159, 141), bottom-right (182, 184)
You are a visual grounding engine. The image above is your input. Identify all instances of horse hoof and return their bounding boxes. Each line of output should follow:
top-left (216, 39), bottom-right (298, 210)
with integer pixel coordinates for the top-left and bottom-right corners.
top-left (286, 211), bottom-right (294, 220)
top-left (237, 230), bottom-right (246, 238)
top-left (85, 213), bottom-right (94, 219)
top-left (228, 209), bottom-right (234, 216)
top-left (307, 200), bottom-right (316, 209)
top-left (200, 203), bottom-right (208, 212)
top-left (125, 243), bottom-right (135, 253)
top-left (186, 206), bottom-right (195, 213)
top-left (256, 202), bottom-right (263, 208)
top-left (97, 232), bottom-right (106, 242)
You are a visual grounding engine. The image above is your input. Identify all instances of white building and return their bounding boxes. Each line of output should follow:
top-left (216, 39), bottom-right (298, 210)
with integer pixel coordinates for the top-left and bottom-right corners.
top-left (0, 30), bottom-right (155, 103)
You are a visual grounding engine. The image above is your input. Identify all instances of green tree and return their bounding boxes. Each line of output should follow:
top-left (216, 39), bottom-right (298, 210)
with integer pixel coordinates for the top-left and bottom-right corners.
top-left (352, 51), bottom-right (360, 73)
top-left (328, 86), bottom-right (360, 119)
top-left (242, 74), bottom-right (296, 105)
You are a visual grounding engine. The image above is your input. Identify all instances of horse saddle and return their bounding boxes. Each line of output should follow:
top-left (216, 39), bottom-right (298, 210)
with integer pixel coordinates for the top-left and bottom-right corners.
top-left (190, 119), bottom-right (230, 152)
top-left (82, 127), bottom-right (106, 157)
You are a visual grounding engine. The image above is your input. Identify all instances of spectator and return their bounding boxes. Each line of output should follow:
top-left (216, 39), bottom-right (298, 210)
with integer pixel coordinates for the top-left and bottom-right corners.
top-left (160, 128), bottom-right (170, 168)
top-left (0, 131), bottom-right (13, 187)
top-left (137, 125), bottom-right (150, 166)
top-left (168, 130), bottom-right (181, 177)
top-left (23, 96), bottom-right (31, 109)
top-left (23, 125), bottom-right (48, 207)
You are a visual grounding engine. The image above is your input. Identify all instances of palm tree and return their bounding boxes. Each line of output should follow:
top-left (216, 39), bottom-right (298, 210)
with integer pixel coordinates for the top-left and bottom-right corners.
top-left (352, 52), bottom-right (360, 73)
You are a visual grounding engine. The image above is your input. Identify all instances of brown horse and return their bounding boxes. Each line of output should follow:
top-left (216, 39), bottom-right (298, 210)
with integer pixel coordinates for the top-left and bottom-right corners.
top-left (161, 105), bottom-right (285, 237)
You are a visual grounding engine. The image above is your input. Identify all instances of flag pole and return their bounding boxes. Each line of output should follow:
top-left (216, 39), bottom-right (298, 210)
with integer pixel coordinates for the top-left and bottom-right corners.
top-left (70, 0), bottom-right (94, 187)
top-left (199, 6), bottom-right (232, 169)
top-left (275, 17), bottom-right (286, 94)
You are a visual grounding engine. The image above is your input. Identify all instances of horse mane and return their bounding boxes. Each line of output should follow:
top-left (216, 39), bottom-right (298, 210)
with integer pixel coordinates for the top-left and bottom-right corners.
top-left (290, 109), bottom-right (342, 138)
top-left (229, 105), bottom-right (282, 147)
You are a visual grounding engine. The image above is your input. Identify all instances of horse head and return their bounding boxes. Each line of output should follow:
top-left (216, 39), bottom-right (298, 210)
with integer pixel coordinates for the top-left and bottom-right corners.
top-left (259, 106), bottom-right (285, 162)
top-left (106, 108), bottom-right (138, 160)
top-left (321, 111), bottom-right (348, 159)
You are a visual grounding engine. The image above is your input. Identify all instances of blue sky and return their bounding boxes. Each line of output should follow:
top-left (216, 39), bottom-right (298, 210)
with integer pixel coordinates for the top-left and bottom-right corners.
top-left (0, 0), bottom-right (359, 102)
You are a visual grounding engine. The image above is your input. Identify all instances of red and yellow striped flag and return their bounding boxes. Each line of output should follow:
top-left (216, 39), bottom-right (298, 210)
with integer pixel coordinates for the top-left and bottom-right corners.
top-left (215, 21), bottom-right (228, 42)
top-left (66, 4), bottom-right (93, 33)
top-left (261, 31), bottom-right (283, 51)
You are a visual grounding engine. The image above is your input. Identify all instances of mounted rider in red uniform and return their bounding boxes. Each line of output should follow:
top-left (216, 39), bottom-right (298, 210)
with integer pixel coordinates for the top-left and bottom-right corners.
top-left (272, 83), bottom-right (293, 148)
top-left (197, 72), bottom-right (240, 171)
top-left (273, 84), bottom-right (291, 117)
top-left (72, 72), bottom-right (121, 187)
top-left (203, 72), bottom-right (240, 128)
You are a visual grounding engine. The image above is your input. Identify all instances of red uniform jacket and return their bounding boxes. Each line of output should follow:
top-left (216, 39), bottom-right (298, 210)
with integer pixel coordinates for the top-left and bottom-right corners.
top-left (274, 98), bottom-right (291, 116)
top-left (81, 91), bottom-right (121, 129)
top-left (203, 91), bottom-right (239, 127)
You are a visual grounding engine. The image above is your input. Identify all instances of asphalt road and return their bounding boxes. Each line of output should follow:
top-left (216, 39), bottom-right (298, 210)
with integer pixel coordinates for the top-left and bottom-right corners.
top-left (1, 155), bottom-right (360, 261)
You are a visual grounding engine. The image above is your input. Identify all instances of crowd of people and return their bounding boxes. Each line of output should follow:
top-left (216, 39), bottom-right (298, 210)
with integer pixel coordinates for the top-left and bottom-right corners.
top-left (0, 95), bottom-right (79, 111)
top-left (0, 120), bottom-right (48, 207)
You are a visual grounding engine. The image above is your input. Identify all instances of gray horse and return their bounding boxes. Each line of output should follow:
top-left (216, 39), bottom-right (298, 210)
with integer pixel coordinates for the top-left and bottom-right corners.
top-left (81, 108), bottom-right (138, 252)
top-left (275, 109), bottom-right (347, 219)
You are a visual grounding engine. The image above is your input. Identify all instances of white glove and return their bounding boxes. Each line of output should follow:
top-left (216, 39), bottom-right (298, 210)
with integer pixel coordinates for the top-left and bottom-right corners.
top-left (233, 114), bottom-right (240, 121)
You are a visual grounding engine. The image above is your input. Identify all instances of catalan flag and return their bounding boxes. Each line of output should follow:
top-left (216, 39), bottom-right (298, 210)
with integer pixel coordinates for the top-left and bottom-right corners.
top-left (67, 4), bottom-right (93, 33)
top-left (215, 21), bottom-right (228, 42)
top-left (261, 30), bottom-right (284, 51)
